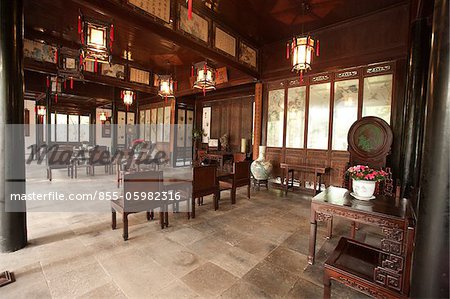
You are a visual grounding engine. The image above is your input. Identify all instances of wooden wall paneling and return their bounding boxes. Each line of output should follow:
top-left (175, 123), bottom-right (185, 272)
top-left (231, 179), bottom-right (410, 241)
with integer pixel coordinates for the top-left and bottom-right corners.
top-left (229, 99), bottom-right (241, 151)
top-left (253, 83), bottom-right (263, 159)
top-left (211, 105), bottom-right (221, 138)
top-left (266, 147), bottom-right (283, 178)
top-left (220, 102), bottom-right (229, 139)
top-left (330, 151), bottom-right (351, 186)
top-left (241, 97), bottom-right (253, 152)
top-left (305, 149), bottom-right (329, 187)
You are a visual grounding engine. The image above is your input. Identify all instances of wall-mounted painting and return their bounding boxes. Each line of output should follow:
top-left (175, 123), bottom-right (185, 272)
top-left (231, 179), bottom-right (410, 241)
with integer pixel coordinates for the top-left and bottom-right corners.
top-left (178, 5), bottom-right (209, 43)
top-left (130, 67), bottom-right (151, 85)
top-left (214, 26), bottom-right (236, 57)
top-left (239, 42), bottom-right (257, 69)
top-left (215, 67), bottom-right (228, 85)
top-left (202, 107), bottom-right (211, 143)
top-left (24, 39), bottom-right (57, 64)
top-left (127, 0), bottom-right (171, 24)
top-left (101, 64), bottom-right (125, 80)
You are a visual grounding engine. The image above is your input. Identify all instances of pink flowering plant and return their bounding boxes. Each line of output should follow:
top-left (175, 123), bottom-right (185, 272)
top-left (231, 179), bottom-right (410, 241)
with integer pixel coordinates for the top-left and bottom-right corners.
top-left (347, 165), bottom-right (387, 181)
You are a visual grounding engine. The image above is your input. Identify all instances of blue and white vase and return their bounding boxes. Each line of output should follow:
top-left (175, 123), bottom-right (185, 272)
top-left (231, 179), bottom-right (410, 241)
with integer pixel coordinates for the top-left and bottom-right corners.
top-left (251, 146), bottom-right (273, 180)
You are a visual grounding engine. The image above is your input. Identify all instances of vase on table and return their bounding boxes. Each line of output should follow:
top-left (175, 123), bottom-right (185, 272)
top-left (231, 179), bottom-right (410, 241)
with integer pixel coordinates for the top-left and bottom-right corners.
top-left (251, 146), bottom-right (273, 180)
top-left (352, 179), bottom-right (376, 200)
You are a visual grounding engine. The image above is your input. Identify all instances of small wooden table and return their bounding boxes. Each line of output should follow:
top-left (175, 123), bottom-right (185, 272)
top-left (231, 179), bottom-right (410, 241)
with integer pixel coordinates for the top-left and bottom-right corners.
top-left (309, 186), bottom-right (412, 265)
top-left (199, 151), bottom-right (234, 170)
top-left (280, 163), bottom-right (330, 195)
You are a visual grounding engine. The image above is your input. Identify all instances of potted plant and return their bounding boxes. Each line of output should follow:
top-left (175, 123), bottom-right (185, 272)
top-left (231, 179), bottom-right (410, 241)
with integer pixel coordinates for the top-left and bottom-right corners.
top-left (347, 165), bottom-right (387, 200)
top-left (192, 128), bottom-right (206, 161)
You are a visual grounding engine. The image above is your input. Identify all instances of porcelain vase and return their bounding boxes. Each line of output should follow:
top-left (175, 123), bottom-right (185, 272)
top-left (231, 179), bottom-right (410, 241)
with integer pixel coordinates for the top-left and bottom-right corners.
top-left (352, 179), bottom-right (376, 200)
top-left (251, 146), bottom-right (273, 180)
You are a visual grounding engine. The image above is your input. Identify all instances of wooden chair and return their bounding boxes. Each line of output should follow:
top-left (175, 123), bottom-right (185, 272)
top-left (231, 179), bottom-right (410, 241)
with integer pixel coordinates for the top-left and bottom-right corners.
top-left (111, 171), bottom-right (165, 240)
top-left (46, 147), bottom-right (73, 181)
top-left (233, 152), bottom-right (247, 162)
top-left (218, 161), bottom-right (251, 206)
top-left (88, 146), bottom-right (110, 175)
top-left (191, 165), bottom-right (219, 218)
top-left (324, 217), bottom-right (416, 299)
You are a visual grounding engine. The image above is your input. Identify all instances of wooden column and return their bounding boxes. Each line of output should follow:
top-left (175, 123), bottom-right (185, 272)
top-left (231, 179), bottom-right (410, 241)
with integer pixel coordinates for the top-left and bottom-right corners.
top-left (410, 0), bottom-right (449, 297)
top-left (253, 83), bottom-right (263, 160)
top-left (111, 89), bottom-right (118, 154)
top-left (0, 0), bottom-right (27, 252)
top-left (400, 0), bottom-right (432, 202)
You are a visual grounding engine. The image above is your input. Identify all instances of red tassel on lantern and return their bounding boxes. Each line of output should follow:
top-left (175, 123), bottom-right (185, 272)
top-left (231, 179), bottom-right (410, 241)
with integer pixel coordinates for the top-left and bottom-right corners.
top-left (300, 71), bottom-right (304, 83)
top-left (316, 40), bottom-right (320, 56)
top-left (110, 25), bottom-right (114, 49)
top-left (188, 0), bottom-right (193, 20)
top-left (191, 65), bottom-right (194, 77)
top-left (70, 78), bottom-right (74, 89)
top-left (55, 93), bottom-right (58, 103)
top-left (46, 76), bottom-right (50, 88)
top-left (78, 16), bottom-right (82, 34)
top-left (286, 42), bottom-right (290, 59)
top-left (203, 88), bottom-right (206, 97)
top-left (94, 58), bottom-right (98, 73)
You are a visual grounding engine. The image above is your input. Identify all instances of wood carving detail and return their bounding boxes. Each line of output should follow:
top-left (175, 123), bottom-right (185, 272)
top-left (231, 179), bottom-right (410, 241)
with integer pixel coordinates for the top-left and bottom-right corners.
top-left (315, 207), bottom-right (401, 229)
top-left (316, 212), bottom-right (332, 222)
top-left (381, 254), bottom-right (404, 272)
top-left (337, 276), bottom-right (388, 299)
top-left (374, 267), bottom-right (402, 292)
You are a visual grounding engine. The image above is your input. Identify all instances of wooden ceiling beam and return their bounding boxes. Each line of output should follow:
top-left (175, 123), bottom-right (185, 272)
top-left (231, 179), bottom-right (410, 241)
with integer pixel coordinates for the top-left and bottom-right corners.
top-left (70, 0), bottom-right (259, 79)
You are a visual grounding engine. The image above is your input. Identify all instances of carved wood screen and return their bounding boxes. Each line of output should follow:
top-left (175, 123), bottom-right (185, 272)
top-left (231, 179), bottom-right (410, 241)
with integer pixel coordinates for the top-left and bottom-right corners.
top-left (264, 61), bottom-right (396, 187)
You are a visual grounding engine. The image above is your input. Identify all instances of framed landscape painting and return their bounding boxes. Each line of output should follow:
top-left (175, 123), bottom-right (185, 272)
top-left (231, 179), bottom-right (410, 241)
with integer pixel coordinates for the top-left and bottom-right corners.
top-left (239, 42), bottom-right (257, 69)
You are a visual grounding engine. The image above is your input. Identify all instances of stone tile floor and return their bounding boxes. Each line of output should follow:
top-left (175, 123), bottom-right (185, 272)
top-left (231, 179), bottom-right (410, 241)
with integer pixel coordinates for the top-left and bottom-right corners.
top-left (0, 165), bottom-right (374, 298)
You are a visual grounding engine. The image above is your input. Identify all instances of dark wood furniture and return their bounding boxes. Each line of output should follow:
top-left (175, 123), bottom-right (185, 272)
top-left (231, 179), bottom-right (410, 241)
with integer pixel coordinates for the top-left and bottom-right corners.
top-left (217, 161), bottom-right (251, 206)
top-left (111, 171), bottom-right (165, 240)
top-left (191, 165), bottom-right (219, 218)
top-left (309, 187), bottom-right (413, 265)
top-left (87, 146), bottom-right (110, 175)
top-left (280, 163), bottom-right (330, 195)
top-left (46, 147), bottom-right (73, 181)
top-left (233, 152), bottom-right (247, 162)
top-left (251, 174), bottom-right (269, 191)
top-left (324, 229), bottom-right (415, 298)
top-left (199, 151), bottom-right (234, 170)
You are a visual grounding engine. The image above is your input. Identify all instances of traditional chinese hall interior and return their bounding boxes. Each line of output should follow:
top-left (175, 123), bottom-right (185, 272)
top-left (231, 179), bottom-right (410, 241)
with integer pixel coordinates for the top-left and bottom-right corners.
top-left (0, 0), bottom-right (448, 298)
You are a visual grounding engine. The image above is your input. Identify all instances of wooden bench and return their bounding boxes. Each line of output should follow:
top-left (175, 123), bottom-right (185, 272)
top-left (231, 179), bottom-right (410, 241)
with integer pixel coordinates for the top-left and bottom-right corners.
top-left (280, 163), bottom-right (330, 195)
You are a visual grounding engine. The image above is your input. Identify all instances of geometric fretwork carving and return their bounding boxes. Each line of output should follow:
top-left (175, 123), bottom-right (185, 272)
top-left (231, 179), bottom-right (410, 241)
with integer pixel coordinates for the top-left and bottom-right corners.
top-left (316, 212), bottom-right (333, 222)
top-left (315, 207), bottom-right (402, 229)
top-left (338, 276), bottom-right (389, 299)
top-left (381, 254), bottom-right (404, 272)
top-left (381, 228), bottom-right (404, 254)
top-left (374, 267), bottom-right (402, 292)
top-left (381, 239), bottom-right (403, 255)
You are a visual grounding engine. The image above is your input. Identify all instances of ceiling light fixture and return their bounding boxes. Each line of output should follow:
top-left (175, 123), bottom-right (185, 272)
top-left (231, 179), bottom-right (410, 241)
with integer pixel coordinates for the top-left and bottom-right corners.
top-left (192, 61), bottom-right (216, 96)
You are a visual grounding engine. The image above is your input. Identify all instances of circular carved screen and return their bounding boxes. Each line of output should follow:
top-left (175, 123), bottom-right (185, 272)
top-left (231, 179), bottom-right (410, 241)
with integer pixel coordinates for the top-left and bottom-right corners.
top-left (348, 116), bottom-right (393, 166)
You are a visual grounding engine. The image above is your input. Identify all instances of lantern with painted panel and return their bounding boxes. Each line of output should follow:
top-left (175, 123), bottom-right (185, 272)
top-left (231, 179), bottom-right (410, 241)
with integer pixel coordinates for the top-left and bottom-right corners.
top-left (193, 61), bottom-right (216, 96)
top-left (287, 35), bottom-right (319, 81)
top-left (57, 47), bottom-right (83, 89)
top-left (78, 13), bottom-right (114, 72)
top-left (158, 75), bottom-right (175, 101)
top-left (99, 112), bottom-right (107, 122)
top-left (121, 90), bottom-right (135, 109)
top-left (36, 105), bottom-right (46, 123)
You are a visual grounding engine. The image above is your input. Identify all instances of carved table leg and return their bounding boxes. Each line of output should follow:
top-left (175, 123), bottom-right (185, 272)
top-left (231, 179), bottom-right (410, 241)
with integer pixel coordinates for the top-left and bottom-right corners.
top-left (327, 217), bottom-right (333, 240)
top-left (350, 221), bottom-right (357, 239)
top-left (308, 209), bottom-right (317, 265)
top-left (111, 210), bottom-right (116, 230)
top-left (323, 271), bottom-right (331, 299)
top-left (122, 212), bottom-right (129, 241)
